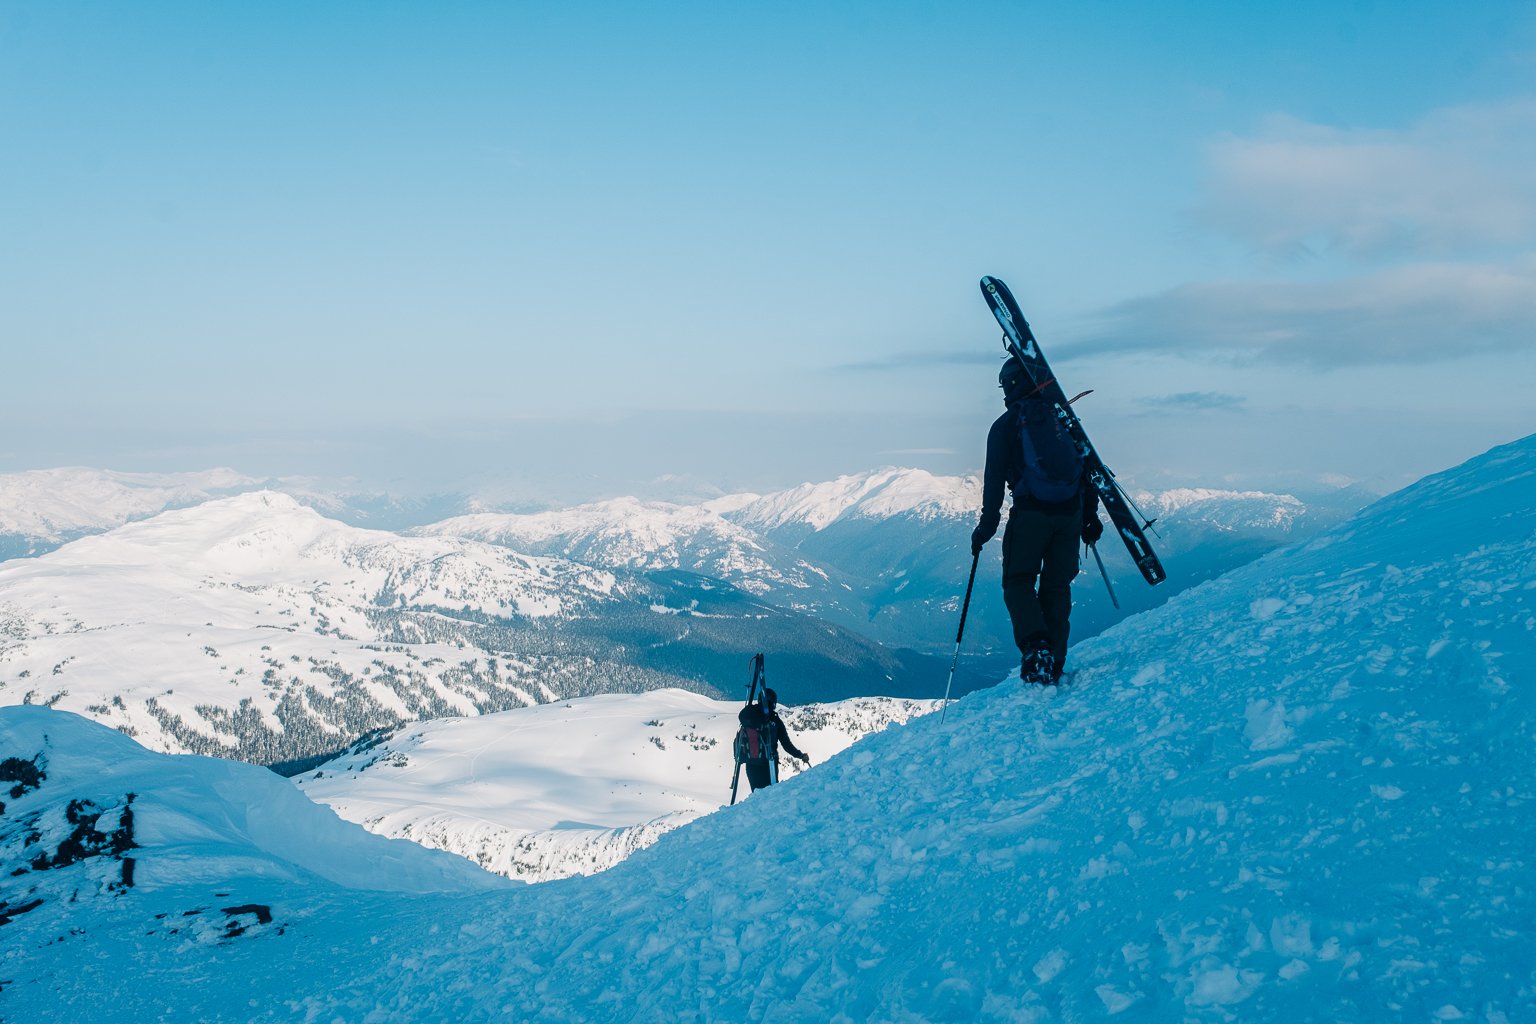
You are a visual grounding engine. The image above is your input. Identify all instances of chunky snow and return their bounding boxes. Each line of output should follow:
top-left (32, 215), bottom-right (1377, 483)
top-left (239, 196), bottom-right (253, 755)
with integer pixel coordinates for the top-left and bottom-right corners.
top-left (294, 689), bottom-right (936, 882)
top-left (4, 435), bottom-right (1532, 1021)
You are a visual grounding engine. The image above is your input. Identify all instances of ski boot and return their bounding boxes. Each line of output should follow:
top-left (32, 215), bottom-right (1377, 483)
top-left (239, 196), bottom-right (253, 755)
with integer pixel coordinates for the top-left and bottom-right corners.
top-left (1020, 639), bottom-right (1056, 687)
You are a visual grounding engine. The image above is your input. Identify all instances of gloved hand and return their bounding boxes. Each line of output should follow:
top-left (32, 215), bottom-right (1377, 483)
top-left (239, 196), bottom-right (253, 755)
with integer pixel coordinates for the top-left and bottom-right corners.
top-left (801, 754), bottom-right (812, 767)
top-left (1082, 515), bottom-right (1104, 546)
top-left (970, 525), bottom-right (992, 557)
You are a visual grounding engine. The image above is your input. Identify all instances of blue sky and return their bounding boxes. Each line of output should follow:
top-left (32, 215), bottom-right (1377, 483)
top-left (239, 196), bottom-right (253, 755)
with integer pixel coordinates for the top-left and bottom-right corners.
top-left (3, 1), bottom-right (1534, 502)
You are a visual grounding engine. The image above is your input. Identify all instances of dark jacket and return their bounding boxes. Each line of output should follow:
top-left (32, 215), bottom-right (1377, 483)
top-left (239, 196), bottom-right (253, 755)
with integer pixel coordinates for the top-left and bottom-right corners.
top-left (977, 401), bottom-right (1101, 541)
top-left (769, 709), bottom-right (807, 763)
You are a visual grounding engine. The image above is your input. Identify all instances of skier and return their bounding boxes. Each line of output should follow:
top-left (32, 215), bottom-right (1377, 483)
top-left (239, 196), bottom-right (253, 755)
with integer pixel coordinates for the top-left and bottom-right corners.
top-left (736, 687), bottom-right (811, 794)
top-left (971, 356), bottom-right (1105, 684)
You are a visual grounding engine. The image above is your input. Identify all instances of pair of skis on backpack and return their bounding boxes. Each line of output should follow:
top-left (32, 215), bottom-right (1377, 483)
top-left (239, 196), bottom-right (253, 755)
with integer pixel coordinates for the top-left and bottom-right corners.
top-left (941, 278), bottom-right (1164, 721)
top-left (980, 276), bottom-right (1166, 589)
top-left (729, 653), bottom-right (777, 805)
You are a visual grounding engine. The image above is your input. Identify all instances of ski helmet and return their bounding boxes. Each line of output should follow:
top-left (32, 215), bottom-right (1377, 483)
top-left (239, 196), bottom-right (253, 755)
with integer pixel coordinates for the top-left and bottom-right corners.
top-left (998, 357), bottom-right (1028, 400)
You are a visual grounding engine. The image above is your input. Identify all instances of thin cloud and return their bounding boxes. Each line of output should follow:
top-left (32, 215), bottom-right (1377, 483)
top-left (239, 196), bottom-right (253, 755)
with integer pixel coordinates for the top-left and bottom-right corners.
top-left (1136, 392), bottom-right (1247, 414)
top-left (1077, 257), bottom-right (1536, 367)
top-left (1199, 100), bottom-right (1536, 257)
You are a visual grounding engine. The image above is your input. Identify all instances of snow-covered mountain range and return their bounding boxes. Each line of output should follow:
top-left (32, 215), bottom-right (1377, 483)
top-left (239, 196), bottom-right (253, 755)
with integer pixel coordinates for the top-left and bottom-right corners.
top-left (420, 466), bottom-right (1354, 654)
top-left (0, 465), bottom-right (1357, 767)
top-left (3, 433), bottom-right (1530, 1021)
top-left (0, 491), bottom-right (937, 763)
top-left (295, 689), bottom-right (936, 883)
top-left (419, 493), bottom-right (857, 612)
top-left (716, 466), bottom-right (980, 534)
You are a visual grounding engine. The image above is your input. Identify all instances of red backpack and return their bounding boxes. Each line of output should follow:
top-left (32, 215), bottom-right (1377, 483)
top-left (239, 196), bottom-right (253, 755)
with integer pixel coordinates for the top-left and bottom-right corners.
top-left (735, 702), bottom-right (774, 763)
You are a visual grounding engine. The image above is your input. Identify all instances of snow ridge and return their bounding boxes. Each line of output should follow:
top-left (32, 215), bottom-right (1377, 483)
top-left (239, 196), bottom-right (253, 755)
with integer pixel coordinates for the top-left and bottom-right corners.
top-left (0, 705), bottom-right (508, 896)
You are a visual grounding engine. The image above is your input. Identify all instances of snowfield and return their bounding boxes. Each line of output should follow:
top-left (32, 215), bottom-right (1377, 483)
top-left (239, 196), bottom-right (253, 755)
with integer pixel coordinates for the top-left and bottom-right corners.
top-left (294, 689), bottom-right (937, 883)
top-left (2, 434), bottom-right (1532, 1021)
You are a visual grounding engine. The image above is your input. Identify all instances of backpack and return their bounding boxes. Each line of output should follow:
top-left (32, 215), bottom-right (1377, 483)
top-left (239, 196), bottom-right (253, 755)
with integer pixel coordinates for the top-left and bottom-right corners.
top-left (1015, 398), bottom-right (1083, 503)
top-left (736, 703), bottom-right (775, 764)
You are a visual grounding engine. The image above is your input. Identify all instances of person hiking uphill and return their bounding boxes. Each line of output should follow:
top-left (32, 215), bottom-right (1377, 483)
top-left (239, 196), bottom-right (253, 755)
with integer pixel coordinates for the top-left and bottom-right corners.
top-left (737, 687), bottom-right (811, 794)
top-left (971, 356), bottom-right (1104, 685)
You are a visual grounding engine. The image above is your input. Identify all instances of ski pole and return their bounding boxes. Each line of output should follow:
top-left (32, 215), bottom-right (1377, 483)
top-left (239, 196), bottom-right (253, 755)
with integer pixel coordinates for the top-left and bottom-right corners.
top-left (1089, 541), bottom-right (1120, 610)
top-left (939, 550), bottom-right (981, 724)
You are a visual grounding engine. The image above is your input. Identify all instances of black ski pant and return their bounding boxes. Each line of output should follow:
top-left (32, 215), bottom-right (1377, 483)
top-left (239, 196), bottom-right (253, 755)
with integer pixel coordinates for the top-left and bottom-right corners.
top-left (1001, 503), bottom-right (1081, 673)
top-left (744, 758), bottom-right (774, 791)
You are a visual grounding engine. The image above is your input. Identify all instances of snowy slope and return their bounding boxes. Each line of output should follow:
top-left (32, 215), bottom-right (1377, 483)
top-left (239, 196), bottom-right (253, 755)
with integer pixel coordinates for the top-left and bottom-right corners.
top-left (4, 434), bottom-right (1531, 1021)
top-left (0, 706), bottom-right (505, 896)
top-left (0, 705), bottom-right (509, 1014)
top-left (294, 689), bottom-right (936, 883)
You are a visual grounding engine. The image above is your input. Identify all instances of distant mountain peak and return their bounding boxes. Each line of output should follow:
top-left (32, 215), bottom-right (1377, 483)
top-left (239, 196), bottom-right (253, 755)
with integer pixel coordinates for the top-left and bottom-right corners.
top-left (721, 467), bottom-right (979, 533)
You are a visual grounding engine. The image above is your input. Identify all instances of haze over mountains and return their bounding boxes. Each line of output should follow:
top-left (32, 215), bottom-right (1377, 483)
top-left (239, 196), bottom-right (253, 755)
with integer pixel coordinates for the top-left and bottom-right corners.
top-left (3, 434), bottom-right (1529, 1021)
top-left (0, 466), bottom-right (1363, 766)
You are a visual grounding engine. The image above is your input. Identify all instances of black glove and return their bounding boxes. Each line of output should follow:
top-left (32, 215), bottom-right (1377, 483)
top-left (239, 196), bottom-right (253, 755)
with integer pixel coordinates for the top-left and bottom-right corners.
top-left (971, 510), bottom-right (1000, 556)
top-left (1082, 515), bottom-right (1104, 546)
